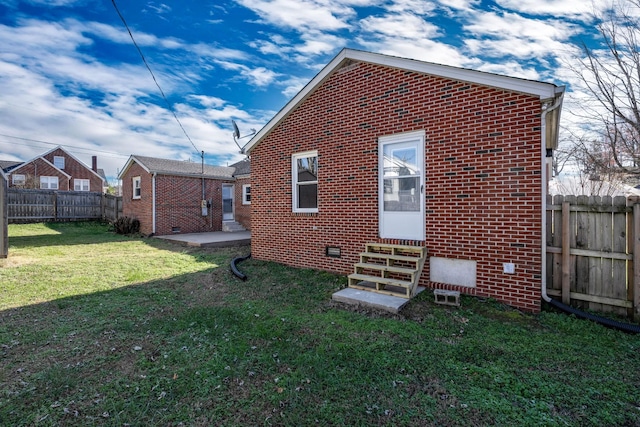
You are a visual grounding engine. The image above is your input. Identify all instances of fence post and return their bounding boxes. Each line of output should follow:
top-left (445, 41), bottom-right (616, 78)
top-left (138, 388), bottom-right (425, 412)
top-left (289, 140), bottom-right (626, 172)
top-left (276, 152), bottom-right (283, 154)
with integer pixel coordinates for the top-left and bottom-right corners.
top-left (53, 191), bottom-right (58, 221)
top-left (634, 204), bottom-right (640, 322)
top-left (562, 201), bottom-right (571, 305)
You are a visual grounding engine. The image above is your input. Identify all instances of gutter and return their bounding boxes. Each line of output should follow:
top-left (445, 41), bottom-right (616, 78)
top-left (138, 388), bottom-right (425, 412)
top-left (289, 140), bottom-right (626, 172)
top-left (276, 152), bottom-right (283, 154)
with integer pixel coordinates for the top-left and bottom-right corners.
top-left (152, 172), bottom-right (157, 235)
top-left (540, 90), bottom-right (564, 303)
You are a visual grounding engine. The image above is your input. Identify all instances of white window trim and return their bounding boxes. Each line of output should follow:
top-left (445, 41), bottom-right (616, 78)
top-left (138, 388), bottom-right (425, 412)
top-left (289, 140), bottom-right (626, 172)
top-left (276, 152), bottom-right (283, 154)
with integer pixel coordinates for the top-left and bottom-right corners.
top-left (12, 174), bottom-right (25, 185)
top-left (40, 176), bottom-right (59, 190)
top-left (292, 150), bottom-right (318, 213)
top-left (53, 156), bottom-right (65, 169)
top-left (132, 176), bottom-right (141, 199)
top-left (74, 179), bottom-right (90, 192)
top-left (242, 184), bottom-right (251, 205)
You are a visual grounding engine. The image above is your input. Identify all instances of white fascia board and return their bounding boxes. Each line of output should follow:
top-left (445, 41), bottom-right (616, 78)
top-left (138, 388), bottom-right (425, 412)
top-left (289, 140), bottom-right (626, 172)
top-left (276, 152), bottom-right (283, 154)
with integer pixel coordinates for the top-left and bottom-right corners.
top-left (346, 49), bottom-right (561, 99)
top-left (117, 156), bottom-right (151, 179)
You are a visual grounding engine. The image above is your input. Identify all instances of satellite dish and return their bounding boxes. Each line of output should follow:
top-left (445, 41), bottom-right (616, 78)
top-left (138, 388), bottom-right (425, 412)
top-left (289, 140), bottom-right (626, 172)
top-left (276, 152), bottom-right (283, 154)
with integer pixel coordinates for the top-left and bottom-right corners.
top-left (231, 119), bottom-right (257, 154)
top-left (232, 120), bottom-right (240, 140)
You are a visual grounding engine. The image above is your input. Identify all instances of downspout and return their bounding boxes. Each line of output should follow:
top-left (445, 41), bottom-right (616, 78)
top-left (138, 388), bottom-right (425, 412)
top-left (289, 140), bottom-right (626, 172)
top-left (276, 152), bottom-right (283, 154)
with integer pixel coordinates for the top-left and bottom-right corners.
top-left (540, 90), bottom-right (564, 303)
top-left (152, 172), bottom-right (157, 235)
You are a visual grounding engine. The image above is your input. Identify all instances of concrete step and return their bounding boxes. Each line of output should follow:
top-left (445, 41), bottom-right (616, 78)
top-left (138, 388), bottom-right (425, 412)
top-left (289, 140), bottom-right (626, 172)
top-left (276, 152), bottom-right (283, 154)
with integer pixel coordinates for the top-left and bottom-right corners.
top-left (222, 221), bottom-right (246, 232)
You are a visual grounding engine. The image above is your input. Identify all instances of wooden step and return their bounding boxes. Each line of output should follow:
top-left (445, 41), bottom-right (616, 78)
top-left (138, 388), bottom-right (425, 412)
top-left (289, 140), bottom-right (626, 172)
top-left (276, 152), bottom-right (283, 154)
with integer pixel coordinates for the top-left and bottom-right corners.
top-left (347, 243), bottom-right (427, 300)
top-left (366, 243), bottom-right (426, 256)
top-left (347, 274), bottom-right (413, 298)
top-left (348, 273), bottom-right (413, 289)
top-left (360, 252), bottom-right (422, 264)
top-left (353, 262), bottom-right (416, 276)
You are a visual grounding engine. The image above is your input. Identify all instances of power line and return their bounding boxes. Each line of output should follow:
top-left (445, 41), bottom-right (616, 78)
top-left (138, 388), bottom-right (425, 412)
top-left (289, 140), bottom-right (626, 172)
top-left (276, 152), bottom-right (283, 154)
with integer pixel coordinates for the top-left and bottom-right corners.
top-left (111, 0), bottom-right (201, 156)
top-left (0, 135), bottom-right (128, 158)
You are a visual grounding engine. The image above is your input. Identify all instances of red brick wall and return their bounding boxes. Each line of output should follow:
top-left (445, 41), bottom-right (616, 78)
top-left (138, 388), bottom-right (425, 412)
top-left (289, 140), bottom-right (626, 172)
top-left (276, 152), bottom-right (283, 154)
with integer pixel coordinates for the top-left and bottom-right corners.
top-left (43, 148), bottom-right (103, 192)
top-left (234, 176), bottom-right (251, 230)
top-left (154, 175), bottom-right (228, 235)
top-left (120, 161), bottom-right (235, 236)
top-left (10, 158), bottom-right (70, 190)
top-left (121, 163), bottom-right (153, 235)
top-left (250, 61), bottom-right (544, 312)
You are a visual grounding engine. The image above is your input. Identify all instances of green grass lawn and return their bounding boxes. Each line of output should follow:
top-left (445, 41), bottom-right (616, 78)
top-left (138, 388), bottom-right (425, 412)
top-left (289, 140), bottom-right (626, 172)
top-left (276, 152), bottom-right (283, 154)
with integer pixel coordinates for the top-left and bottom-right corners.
top-left (1, 222), bottom-right (640, 426)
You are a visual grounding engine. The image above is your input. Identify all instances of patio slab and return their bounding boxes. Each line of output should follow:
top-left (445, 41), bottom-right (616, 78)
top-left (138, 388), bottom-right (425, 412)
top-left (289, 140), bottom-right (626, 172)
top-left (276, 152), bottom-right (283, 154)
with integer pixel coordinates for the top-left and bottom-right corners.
top-left (155, 231), bottom-right (251, 247)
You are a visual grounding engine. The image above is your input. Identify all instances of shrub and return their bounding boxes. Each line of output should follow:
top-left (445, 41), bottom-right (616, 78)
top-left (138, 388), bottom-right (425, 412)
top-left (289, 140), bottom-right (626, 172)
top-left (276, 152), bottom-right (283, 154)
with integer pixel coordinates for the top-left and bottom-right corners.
top-left (111, 216), bottom-right (140, 235)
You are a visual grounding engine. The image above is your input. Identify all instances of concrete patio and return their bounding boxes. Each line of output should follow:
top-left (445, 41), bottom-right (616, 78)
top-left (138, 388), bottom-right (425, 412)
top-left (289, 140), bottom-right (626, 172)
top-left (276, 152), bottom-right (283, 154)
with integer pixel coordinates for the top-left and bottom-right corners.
top-left (155, 231), bottom-right (251, 247)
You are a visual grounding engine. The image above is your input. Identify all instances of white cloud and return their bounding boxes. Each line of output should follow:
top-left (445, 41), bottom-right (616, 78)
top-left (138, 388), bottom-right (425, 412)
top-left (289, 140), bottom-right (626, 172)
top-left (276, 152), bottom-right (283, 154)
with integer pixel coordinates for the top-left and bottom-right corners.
top-left (463, 11), bottom-right (580, 60)
top-left (235, 0), bottom-right (355, 31)
top-left (359, 13), bottom-right (442, 39)
top-left (495, 0), bottom-right (609, 20)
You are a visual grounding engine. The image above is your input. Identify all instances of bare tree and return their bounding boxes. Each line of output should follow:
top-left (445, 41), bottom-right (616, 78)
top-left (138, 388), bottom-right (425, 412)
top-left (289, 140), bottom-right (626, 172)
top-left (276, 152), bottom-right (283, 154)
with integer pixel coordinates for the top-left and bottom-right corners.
top-left (569, 0), bottom-right (640, 177)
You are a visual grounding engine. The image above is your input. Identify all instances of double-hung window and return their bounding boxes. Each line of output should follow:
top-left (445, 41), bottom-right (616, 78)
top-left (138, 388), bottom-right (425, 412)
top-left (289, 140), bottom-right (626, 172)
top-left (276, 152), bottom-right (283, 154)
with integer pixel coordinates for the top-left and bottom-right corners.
top-left (292, 151), bottom-right (318, 212)
top-left (242, 184), bottom-right (251, 205)
top-left (53, 156), bottom-right (65, 169)
top-left (40, 176), bottom-right (58, 190)
top-left (12, 174), bottom-right (25, 185)
top-left (132, 176), bottom-right (141, 199)
top-left (74, 179), bottom-right (90, 191)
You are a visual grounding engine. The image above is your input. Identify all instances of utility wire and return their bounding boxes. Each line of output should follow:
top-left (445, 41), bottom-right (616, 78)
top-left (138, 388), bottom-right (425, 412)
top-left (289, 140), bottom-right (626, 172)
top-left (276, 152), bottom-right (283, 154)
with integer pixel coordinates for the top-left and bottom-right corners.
top-left (111, 0), bottom-right (201, 156)
top-left (0, 135), bottom-right (128, 158)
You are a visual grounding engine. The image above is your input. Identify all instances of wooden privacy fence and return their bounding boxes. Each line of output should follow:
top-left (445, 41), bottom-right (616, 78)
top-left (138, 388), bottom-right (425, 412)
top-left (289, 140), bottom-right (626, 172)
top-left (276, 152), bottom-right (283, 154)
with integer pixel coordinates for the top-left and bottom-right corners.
top-left (546, 195), bottom-right (640, 320)
top-left (8, 189), bottom-right (122, 223)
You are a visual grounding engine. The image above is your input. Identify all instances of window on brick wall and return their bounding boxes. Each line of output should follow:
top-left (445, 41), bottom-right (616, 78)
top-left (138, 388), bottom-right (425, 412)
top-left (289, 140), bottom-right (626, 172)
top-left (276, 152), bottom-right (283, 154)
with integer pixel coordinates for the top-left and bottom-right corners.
top-left (132, 176), bottom-right (141, 199)
top-left (242, 184), bottom-right (251, 205)
top-left (74, 179), bottom-right (90, 191)
top-left (292, 151), bottom-right (318, 212)
top-left (12, 174), bottom-right (25, 185)
top-left (53, 156), bottom-right (65, 169)
top-left (40, 176), bottom-right (58, 190)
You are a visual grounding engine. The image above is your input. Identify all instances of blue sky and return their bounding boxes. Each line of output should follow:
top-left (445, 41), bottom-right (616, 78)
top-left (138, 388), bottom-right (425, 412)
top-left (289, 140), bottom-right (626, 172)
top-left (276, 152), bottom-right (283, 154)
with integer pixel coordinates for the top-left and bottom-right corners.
top-left (0, 0), bottom-right (612, 181)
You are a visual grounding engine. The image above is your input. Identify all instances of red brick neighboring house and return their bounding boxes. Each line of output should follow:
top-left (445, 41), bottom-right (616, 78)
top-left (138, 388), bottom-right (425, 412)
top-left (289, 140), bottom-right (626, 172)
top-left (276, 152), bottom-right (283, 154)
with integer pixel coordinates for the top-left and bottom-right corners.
top-left (118, 155), bottom-right (251, 236)
top-left (4, 146), bottom-right (106, 192)
top-left (245, 49), bottom-right (564, 313)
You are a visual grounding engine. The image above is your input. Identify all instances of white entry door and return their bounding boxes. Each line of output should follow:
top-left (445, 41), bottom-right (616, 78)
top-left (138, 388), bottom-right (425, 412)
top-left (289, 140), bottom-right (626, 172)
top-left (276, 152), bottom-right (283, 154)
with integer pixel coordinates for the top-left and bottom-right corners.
top-left (379, 131), bottom-right (425, 240)
top-left (222, 184), bottom-right (234, 221)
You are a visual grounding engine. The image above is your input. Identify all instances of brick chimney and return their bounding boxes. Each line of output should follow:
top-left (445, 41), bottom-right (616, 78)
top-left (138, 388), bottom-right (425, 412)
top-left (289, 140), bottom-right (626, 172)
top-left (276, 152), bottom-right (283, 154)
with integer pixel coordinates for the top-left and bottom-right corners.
top-left (92, 156), bottom-right (97, 172)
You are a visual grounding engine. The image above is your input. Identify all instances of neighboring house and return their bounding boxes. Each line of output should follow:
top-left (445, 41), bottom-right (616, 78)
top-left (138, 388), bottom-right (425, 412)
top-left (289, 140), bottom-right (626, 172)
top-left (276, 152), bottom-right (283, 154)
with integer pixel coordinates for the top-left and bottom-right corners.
top-left (549, 175), bottom-right (640, 198)
top-left (118, 155), bottom-right (250, 236)
top-left (245, 49), bottom-right (564, 313)
top-left (230, 157), bottom-right (251, 231)
top-left (3, 146), bottom-right (106, 192)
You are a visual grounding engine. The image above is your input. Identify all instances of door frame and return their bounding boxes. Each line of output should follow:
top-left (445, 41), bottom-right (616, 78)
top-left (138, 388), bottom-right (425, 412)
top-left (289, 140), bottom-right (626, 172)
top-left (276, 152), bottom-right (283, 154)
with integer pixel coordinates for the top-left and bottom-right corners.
top-left (222, 183), bottom-right (234, 221)
top-left (378, 130), bottom-right (426, 241)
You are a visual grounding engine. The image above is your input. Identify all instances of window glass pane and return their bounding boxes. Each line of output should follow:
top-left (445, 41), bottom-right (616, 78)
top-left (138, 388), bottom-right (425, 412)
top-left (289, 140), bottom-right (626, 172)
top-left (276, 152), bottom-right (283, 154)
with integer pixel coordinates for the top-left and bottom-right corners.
top-left (383, 145), bottom-right (418, 177)
top-left (297, 156), bottom-right (317, 183)
top-left (298, 183), bottom-right (317, 209)
top-left (54, 156), bottom-right (65, 169)
top-left (383, 177), bottom-right (419, 211)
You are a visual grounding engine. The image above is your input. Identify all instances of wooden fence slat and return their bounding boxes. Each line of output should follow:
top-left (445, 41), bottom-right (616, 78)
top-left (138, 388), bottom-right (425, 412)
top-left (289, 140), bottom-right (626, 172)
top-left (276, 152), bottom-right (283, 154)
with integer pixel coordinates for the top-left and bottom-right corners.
top-left (547, 195), bottom-right (637, 321)
top-left (562, 200), bottom-right (570, 304)
top-left (7, 189), bottom-right (121, 223)
top-left (634, 204), bottom-right (640, 322)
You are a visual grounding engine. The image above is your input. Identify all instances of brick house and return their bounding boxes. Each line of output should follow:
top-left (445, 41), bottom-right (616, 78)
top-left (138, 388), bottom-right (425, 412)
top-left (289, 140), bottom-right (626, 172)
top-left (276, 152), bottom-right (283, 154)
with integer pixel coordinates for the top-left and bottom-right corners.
top-left (4, 146), bottom-right (106, 192)
top-left (245, 49), bottom-right (564, 313)
top-left (118, 155), bottom-right (251, 236)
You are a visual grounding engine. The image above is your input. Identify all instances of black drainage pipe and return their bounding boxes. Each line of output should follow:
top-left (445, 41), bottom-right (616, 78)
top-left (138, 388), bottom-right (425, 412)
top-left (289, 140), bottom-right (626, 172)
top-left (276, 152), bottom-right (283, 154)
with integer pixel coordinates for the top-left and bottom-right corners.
top-left (545, 298), bottom-right (640, 334)
top-left (230, 253), bottom-right (251, 281)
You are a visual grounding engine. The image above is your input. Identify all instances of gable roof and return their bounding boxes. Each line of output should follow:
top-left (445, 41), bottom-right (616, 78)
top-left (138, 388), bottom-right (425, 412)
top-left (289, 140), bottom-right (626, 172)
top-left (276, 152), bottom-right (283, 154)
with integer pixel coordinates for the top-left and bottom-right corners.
top-left (245, 48), bottom-right (565, 153)
top-left (4, 146), bottom-right (105, 182)
top-left (41, 146), bottom-right (106, 182)
top-left (0, 160), bottom-right (22, 173)
top-left (11, 156), bottom-right (72, 179)
top-left (118, 155), bottom-right (236, 180)
top-left (230, 158), bottom-right (250, 177)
